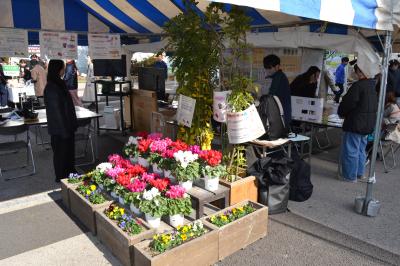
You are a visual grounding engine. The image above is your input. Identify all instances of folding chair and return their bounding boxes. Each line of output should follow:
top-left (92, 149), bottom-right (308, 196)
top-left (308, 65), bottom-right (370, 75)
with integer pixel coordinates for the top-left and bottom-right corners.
top-left (379, 139), bottom-right (399, 172)
top-left (75, 118), bottom-right (95, 167)
top-left (0, 124), bottom-right (36, 180)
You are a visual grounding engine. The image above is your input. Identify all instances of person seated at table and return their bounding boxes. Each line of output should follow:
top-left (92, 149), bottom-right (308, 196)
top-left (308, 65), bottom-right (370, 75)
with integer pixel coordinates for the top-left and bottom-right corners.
top-left (290, 66), bottom-right (321, 98)
top-left (383, 91), bottom-right (400, 125)
top-left (44, 59), bottom-right (78, 183)
top-left (338, 64), bottom-right (377, 183)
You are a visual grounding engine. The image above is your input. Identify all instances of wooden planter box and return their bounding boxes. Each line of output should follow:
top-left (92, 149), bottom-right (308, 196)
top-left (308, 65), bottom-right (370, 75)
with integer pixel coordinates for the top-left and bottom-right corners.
top-left (95, 207), bottom-right (155, 266)
top-left (60, 179), bottom-right (80, 211)
top-left (134, 224), bottom-right (219, 266)
top-left (219, 176), bottom-right (258, 205)
top-left (69, 187), bottom-right (112, 235)
top-left (202, 200), bottom-right (268, 260)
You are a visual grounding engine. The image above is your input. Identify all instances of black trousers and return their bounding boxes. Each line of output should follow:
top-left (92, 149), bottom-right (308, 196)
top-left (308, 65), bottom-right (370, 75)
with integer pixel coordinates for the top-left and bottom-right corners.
top-left (51, 135), bottom-right (75, 181)
top-left (334, 83), bottom-right (344, 103)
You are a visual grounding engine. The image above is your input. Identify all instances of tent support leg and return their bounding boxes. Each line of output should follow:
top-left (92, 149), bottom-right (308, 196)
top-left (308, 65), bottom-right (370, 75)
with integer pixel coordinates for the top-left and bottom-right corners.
top-left (357, 30), bottom-right (392, 217)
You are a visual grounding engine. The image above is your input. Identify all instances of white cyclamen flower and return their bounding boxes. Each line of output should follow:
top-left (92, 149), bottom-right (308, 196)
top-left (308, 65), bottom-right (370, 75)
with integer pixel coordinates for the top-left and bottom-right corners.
top-left (143, 187), bottom-right (160, 201)
top-left (174, 151), bottom-right (198, 168)
top-left (96, 162), bottom-right (113, 173)
top-left (127, 136), bottom-right (139, 146)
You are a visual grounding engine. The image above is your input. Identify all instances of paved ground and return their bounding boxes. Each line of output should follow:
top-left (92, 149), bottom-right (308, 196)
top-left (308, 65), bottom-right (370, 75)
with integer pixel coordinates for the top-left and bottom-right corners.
top-left (0, 120), bottom-right (399, 265)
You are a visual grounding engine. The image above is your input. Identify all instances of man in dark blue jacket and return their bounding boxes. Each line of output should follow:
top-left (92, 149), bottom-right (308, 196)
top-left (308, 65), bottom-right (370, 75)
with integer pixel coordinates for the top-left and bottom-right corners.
top-left (334, 57), bottom-right (349, 103)
top-left (263, 54), bottom-right (291, 126)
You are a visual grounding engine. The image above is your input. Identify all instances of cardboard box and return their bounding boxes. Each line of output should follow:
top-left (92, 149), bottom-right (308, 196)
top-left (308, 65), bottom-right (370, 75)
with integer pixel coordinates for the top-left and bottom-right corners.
top-left (132, 90), bottom-right (158, 132)
top-left (291, 96), bottom-right (324, 123)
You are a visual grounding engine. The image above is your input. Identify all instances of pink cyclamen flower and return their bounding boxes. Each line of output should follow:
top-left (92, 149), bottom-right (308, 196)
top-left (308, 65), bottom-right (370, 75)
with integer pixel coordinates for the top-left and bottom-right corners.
top-left (147, 133), bottom-right (163, 140)
top-left (108, 154), bottom-right (124, 165)
top-left (165, 185), bottom-right (186, 199)
top-left (127, 179), bottom-right (147, 192)
top-left (189, 145), bottom-right (201, 154)
top-left (150, 139), bottom-right (168, 154)
top-left (105, 166), bottom-right (125, 179)
top-left (141, 172), bottom-right (157, 182)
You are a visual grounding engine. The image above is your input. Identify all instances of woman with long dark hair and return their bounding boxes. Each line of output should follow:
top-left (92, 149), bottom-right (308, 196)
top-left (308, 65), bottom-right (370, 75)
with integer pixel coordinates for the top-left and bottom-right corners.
top-left (290, 66), bottom-right (321, 98)
top-left (44, 60), bottom-right (78, 182)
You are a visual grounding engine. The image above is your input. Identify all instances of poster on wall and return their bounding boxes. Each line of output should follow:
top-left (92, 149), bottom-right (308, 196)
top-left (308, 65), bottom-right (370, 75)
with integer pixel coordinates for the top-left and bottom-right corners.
top-left (177, 95), bottom-right (196, 127)
top-left (227, 104), bottom-right (265, 144)
top-left (39, 31), bottom-right (78, 59)
top-left (213, 90), bottom-right (231, 123)
top-left (0, 29), bottom-right (29, 57)
top-left (88, 34), bottom-right (121, 59)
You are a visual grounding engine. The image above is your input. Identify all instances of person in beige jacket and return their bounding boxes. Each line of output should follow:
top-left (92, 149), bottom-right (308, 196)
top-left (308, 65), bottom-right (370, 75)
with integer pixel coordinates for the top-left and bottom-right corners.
top-left (31, 60), bottom-right (47, 97)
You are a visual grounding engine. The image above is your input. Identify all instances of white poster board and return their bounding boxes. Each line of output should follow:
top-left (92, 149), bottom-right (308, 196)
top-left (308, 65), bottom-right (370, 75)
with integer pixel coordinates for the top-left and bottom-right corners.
top-left (177, 95), bottom-right (196, 127)
top-left (213, 90), bottom-right (231, 123)
top-left (0, 29), bottom-right (29, 57)
top-left (227, 104), bottom-right (266, 144)
top-left (88, 34), bottom-right (121, 59)
top-left (39, 31), bottom-right (78, 59)
top-left (291, 96), bottom-right (324, 123)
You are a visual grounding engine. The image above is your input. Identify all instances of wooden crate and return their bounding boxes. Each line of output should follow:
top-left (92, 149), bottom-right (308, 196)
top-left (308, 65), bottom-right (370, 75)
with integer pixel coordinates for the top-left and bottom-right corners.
top-left (134, 224), bottom-right (219, 266)
top-left (69, 188), bottom-right (112, 235)
top-left (95, 207), bottom-right (155, 266)
top-left (132, 89), bottom-right (158, 132)
top-left (219, 176), bottom-right (258, 205)
top-left (202, 200), bottom-right (268, 260)
top-left (60, 179), bottom-right (80, 211)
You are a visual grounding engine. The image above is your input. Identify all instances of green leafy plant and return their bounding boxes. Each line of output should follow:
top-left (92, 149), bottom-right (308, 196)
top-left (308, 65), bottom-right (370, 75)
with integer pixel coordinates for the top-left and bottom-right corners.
top-left (150, 221), bottom-right (207, 254)
top-left (223, 145), bottom-right (247, 182)
top-left (113, 184), bottom-right (127, 197)
top-left (201, 164), bottom-right (227, 179)
top-left (123, 192), bottom-right (141, 207)
top-left (166, 197), bottom-right (192, 216)
top-left (164, 1), bottom-right (225, 149)
top-left (139, 195), bottom-right (167, 218)
top-left (209, 203), bottom-right (255, 227)
top-left (103, 178), bottom-right (116, 192)
top-left (174, 162), bottom-right (200, 182)
top-left (91, 170), bottom-right (106, 187)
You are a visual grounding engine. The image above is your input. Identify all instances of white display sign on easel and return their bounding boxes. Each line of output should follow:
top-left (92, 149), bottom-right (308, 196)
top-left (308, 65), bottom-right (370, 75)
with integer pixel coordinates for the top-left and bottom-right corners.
top-left (88, 34), bottom-right (121, 59)
top-left (177, 95), bottom-right (196, 127)
top-left (227, 104), bottom-right (266, 144)
top-left (39, 31), bottom-right (78, 59)
top-left (213, 90), bottom-right (231, 123)
top-left (0, 29), bottom-right (29, 57)
top-left (291, 96), bottom-right (324, 123)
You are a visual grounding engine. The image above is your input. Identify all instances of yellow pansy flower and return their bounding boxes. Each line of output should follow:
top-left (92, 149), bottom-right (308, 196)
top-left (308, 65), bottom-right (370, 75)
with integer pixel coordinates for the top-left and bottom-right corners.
top-left (181, 234), bottom-right (187, 241)
top-left (181, 226), bottom-right (188, 233)
top-left (86, 190), bottom-right (91, 195)
top-left (90, 185), bottom-right (96, 191)
top-left (120, 208), bottom-right (125, 215)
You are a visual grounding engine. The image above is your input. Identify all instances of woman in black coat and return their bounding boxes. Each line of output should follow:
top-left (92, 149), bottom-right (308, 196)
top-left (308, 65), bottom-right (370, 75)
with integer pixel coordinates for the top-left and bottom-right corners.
top-left (44, 60), bottom-right (78, 182)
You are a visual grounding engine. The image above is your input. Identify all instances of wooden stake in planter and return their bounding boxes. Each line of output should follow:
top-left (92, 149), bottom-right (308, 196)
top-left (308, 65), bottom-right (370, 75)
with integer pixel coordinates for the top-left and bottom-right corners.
top-left (60, 179), bottom-right (80, 211)
top-left (95, 207), bottom-right (155, 266)
top-left (134, 224), bottom-right (219, 266)
top-left (69, 188), bottom-right (112, 235)
top-left (202, 200), bottom-right (268, 260)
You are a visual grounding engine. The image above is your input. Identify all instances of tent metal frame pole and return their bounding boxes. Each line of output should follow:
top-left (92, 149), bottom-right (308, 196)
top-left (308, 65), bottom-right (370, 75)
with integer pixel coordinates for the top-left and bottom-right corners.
top-left (362, 30), bottom-right (392, 215)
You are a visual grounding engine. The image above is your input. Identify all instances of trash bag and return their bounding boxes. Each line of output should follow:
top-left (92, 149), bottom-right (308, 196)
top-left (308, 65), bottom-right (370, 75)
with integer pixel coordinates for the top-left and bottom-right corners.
top-left (247, 151), bottom-right (294, 214)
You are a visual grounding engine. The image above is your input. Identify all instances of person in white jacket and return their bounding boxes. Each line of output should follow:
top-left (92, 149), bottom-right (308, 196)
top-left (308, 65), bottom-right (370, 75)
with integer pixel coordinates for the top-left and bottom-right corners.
top-left (82, 56), bottom-right (96, 108)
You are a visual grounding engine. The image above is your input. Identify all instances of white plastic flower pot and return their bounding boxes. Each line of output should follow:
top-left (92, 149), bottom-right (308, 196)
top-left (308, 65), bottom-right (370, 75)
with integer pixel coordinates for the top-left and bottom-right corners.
top-left (118, 196), bottom-right (125, 205)
top-left (152, 163), bottom-right (164, 176)
top-left (179, 180), bottom-right (193, 191)
top-left (169, 214), bottom-right (185, 227)
top-left (145, 213), bottom-right (161, 228)
top-left (129, 156), bottom-right (138, 164)
top-left (110, 191), bottom-right (118, 199)
top-left (205, 176), bottom-right (219, 192)
top-left (130, 203), bottom-right (142, 216)
top-left (138, 157), bottom-right (149, 168)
